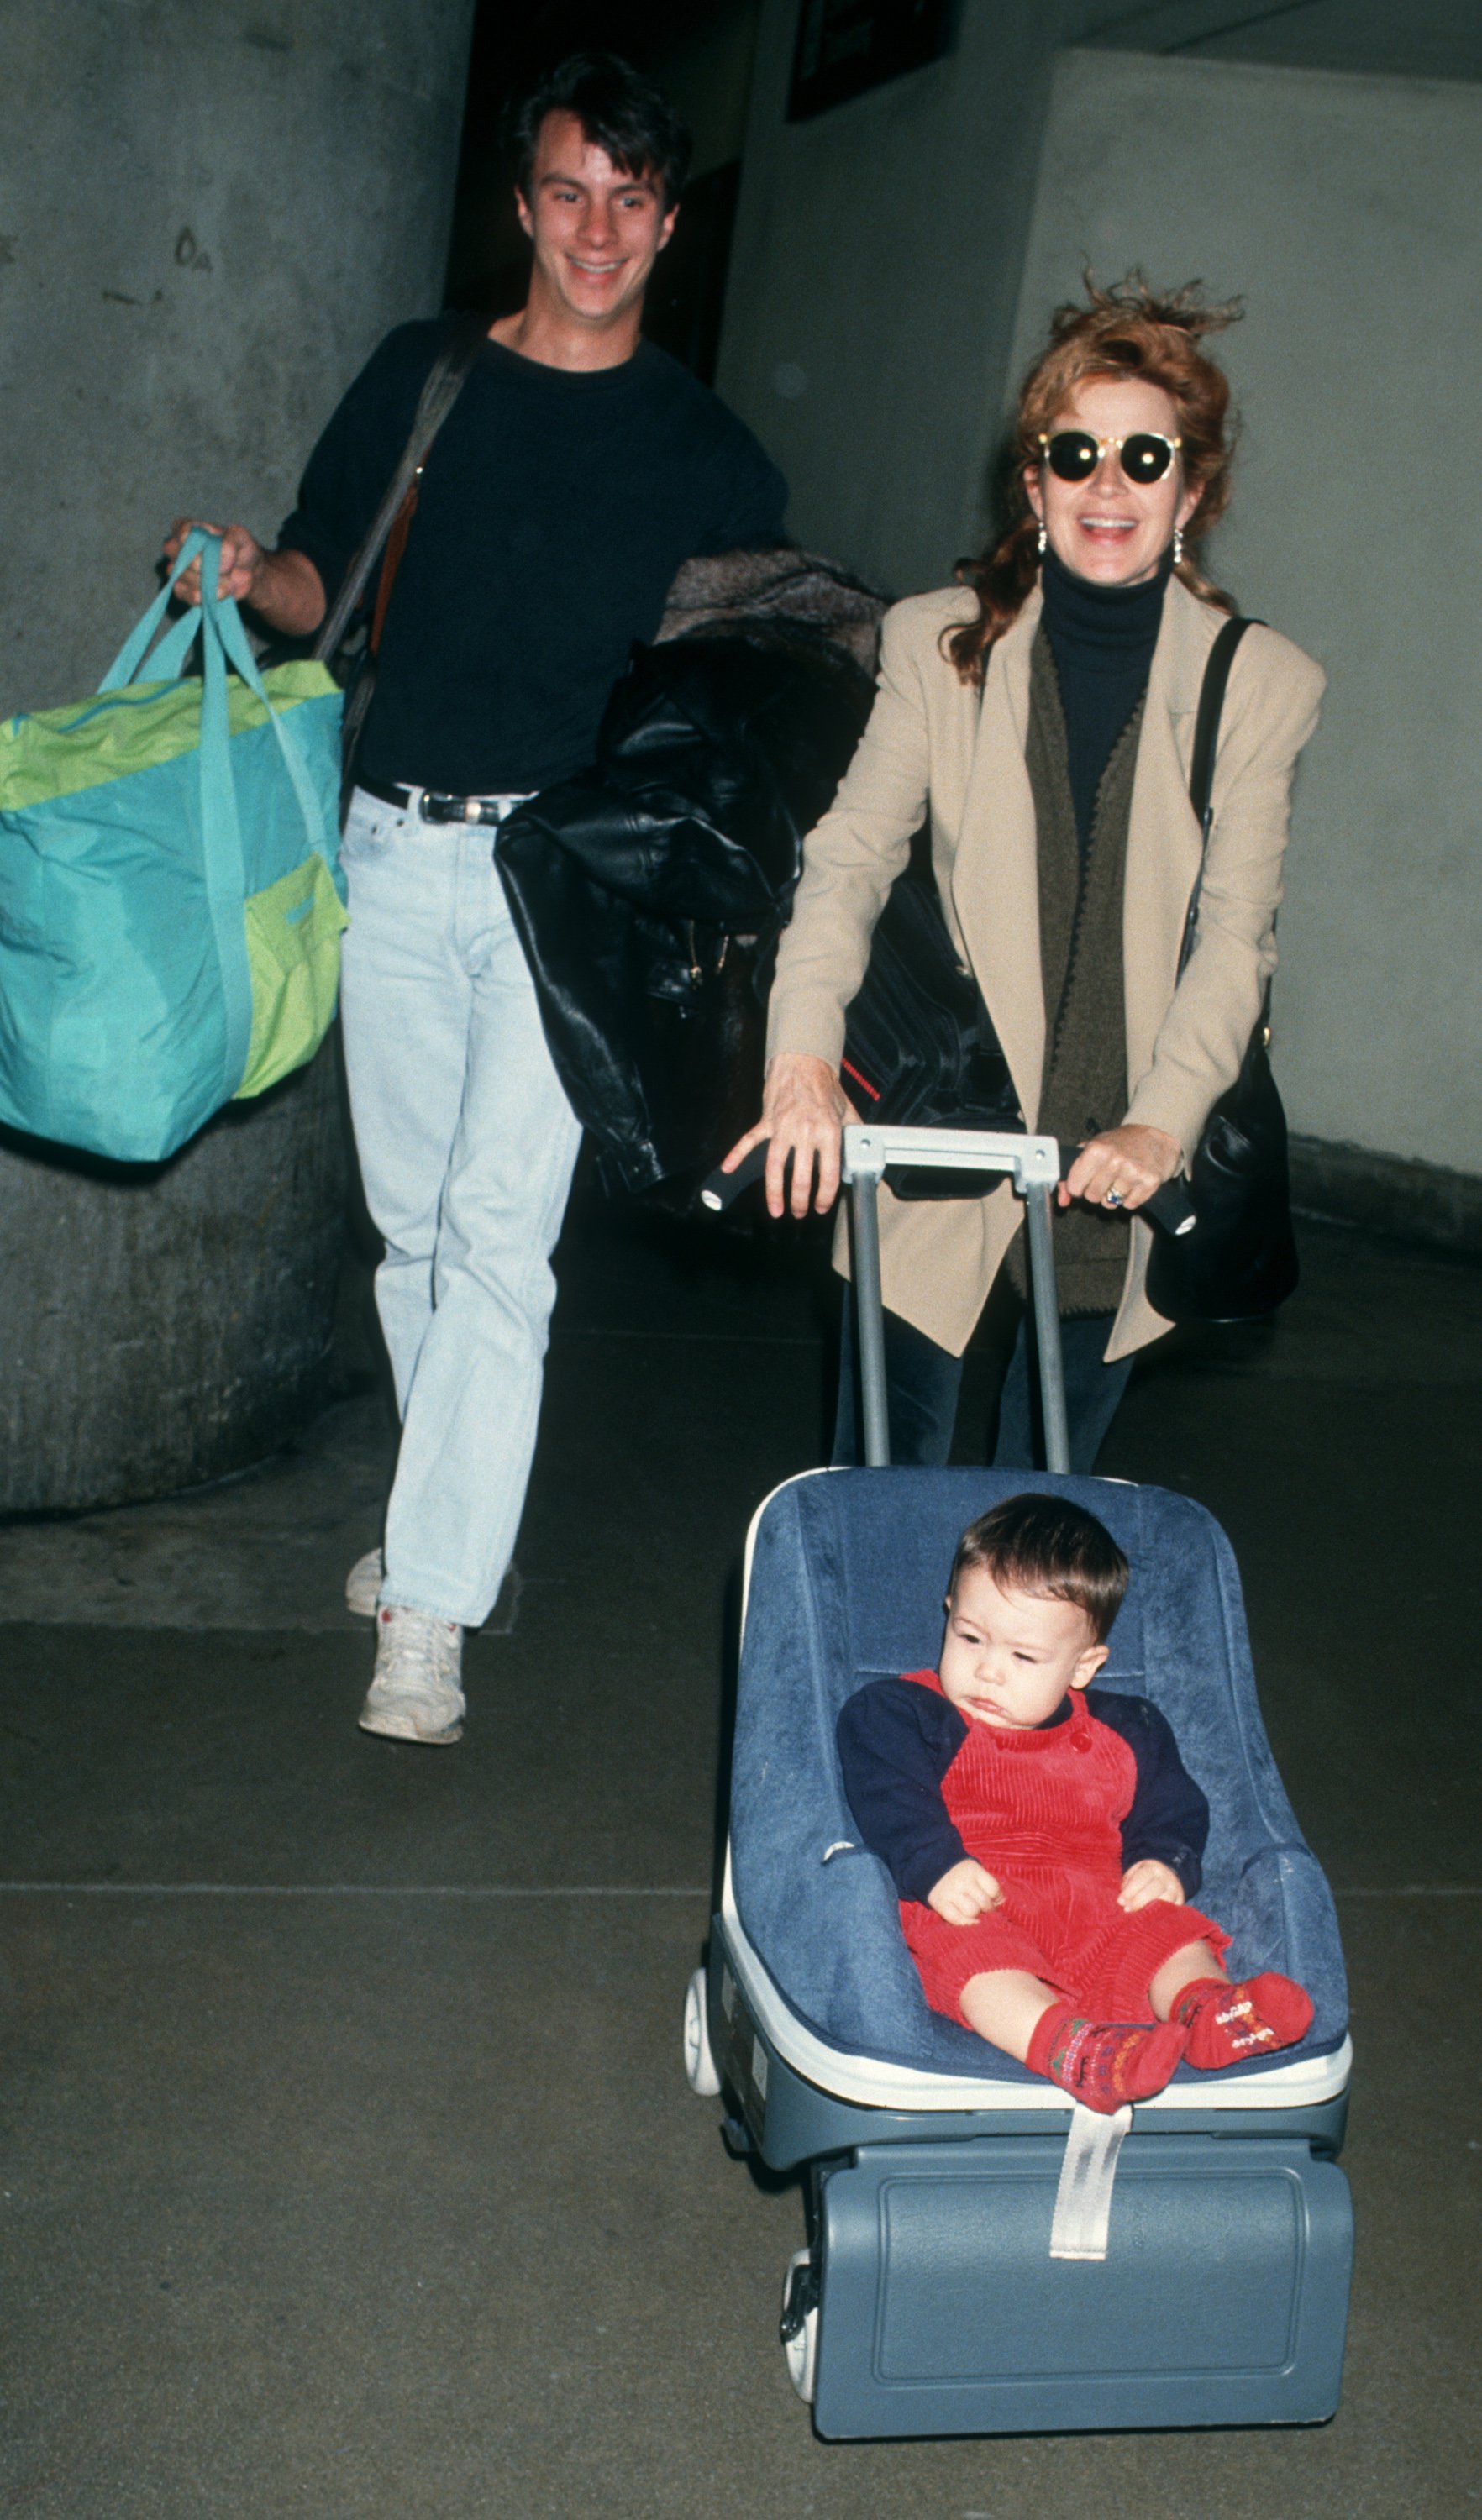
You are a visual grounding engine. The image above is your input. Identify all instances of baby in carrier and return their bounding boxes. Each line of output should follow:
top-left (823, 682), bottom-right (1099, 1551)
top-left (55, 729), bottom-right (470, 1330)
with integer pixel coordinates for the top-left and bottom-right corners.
top-left (837, 1493), bottom-right (1314, 2115)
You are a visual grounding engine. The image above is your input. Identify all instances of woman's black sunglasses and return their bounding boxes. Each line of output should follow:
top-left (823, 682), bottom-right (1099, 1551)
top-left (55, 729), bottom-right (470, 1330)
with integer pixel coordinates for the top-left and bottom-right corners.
top-left (1038, 429), bottom-right (1181, 486)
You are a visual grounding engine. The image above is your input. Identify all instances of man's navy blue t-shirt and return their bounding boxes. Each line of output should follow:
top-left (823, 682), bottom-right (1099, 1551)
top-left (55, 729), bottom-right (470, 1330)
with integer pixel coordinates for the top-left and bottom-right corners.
top-left (277, 317), bottom-right (789, 796)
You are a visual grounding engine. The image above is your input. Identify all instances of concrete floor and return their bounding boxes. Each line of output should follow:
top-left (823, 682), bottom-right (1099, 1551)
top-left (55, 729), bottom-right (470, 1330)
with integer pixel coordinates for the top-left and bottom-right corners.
top-left (1, 1180), bottom-right (1479, 2517)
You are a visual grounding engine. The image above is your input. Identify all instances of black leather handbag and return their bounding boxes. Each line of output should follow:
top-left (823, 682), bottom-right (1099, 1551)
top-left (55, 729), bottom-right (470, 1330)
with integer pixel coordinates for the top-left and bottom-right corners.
top-left (840, 837), bottom-right (1020, 1199)
top-left (1144, 617), bottom-right (1300, 1325)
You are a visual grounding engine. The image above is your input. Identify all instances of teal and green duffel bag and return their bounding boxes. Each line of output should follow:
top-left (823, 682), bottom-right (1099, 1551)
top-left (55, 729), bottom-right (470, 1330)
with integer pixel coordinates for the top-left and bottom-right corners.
top-left (0, 528), bottom-right (346, 1162)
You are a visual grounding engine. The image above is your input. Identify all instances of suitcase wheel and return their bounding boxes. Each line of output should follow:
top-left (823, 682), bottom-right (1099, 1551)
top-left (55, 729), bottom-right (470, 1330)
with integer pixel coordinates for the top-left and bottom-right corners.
top-left (780, 2248), bottom-right (819, 2404)
top-left (683, 1967), bottom-right (722, 2097)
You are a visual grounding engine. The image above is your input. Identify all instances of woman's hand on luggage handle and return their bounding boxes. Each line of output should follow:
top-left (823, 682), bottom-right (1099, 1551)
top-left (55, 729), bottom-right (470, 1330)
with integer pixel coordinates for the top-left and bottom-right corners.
top-left (928, 1858), bottom-right (1005, 1925)
top-left (1117, 1859), bottom-right (1186, 1913)
top-left (162, 522), bottom-right (328, 636)
top-left (720, 1053), bottom-right (859, 1220)
top-left (1062, 1123), bottom-right (1182, 1214)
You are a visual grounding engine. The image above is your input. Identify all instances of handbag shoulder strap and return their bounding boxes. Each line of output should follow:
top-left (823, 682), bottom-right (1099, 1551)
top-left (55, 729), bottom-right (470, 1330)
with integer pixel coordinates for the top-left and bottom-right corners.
top-left (1190, 612), bottom-right (1253, 829)
top-left (1177, 611), bottom-right (1259, 974)
top-left (312, 310), bottom-right (489, 664)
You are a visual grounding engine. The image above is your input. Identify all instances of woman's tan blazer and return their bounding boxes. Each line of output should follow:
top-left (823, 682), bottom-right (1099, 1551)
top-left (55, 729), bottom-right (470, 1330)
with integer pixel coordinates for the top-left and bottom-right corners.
top-left (765, 576), bottom-right (1326, 1361)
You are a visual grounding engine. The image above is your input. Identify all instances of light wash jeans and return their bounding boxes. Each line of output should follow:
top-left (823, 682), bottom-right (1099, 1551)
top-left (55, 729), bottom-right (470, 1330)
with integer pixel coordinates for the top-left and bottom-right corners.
top-left (339, 785), bottom-right (582, 1626)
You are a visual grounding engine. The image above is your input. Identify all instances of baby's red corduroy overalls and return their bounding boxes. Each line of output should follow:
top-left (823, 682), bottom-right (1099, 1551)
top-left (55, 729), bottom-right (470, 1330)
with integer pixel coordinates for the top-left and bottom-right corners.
top-left (897, 1673), bottom-right (1228, 2029)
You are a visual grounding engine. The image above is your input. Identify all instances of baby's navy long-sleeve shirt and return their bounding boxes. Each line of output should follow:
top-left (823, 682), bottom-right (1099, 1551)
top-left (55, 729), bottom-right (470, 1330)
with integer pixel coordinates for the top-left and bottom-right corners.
top-left (836, 1677), bottom-right (1210, 1906)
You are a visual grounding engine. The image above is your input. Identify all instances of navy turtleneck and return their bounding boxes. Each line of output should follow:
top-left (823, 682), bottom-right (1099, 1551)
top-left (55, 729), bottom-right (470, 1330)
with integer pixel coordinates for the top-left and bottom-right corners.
top-left (1040, 544), bottom-right (1171, 856)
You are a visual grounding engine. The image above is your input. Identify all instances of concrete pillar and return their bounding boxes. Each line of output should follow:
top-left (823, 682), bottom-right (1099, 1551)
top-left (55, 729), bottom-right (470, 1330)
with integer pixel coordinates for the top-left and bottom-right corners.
top-left (0, 1047), bottom-right (349, 1515)
top-left (0, 1), bottom-right (476, 1507)
top-left (0, 0), bottom-right (477, 712)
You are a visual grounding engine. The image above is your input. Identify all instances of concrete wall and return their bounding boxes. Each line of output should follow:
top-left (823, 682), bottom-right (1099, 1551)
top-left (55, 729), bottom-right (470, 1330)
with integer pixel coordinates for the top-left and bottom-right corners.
top-left (716, 0), bottom-right (1061, 598)
top-left (1077, 0), bottom-right (1482, 84)
top-left (0, 0), bottom-right (476, 716)
top-left (1009, 50), bottom-right (1482, 1173)
top-left (0, 2), bottom-right (476, 1508)
top-left (659, 0), bottom-right (762, 182)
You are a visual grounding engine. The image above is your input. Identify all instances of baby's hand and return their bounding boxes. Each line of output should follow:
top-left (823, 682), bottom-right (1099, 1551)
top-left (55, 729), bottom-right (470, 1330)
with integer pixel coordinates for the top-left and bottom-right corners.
top-left (928, 1858), bottom-right (1003, 1924)
top-left (1118, 1859), bottom-right (1185, 1913)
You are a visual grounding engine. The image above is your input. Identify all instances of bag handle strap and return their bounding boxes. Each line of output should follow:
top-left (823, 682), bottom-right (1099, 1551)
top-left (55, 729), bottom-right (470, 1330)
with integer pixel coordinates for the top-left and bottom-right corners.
top-left (312, 311), bottom-right (489, 665)
top-left (1176, 613), bottom-right (1258, 979)
top-left (139, 601), bottom-right (210, 688)
top-left (94, 528), bottom-right (255, 1093)
top-left (192, 537), bottom-right (256, 1096)
top-left (1190, 613), bottom-right (1253, 828)
top-left (94, 530), bottom-right (331, 1100)
top-left (205, 554), bottom-right (333, 869)
top-left (105, 526), bottom-right (328, 870)
top-left (190, 533), bottom-right (334, 1094)
top-left (98, 528), bottom-right (213, 692)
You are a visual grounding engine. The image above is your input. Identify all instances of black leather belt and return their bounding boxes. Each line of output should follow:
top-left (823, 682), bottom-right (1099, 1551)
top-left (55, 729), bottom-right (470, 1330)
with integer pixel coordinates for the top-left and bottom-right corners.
top-left (360, 775), bottom-right (511, 827)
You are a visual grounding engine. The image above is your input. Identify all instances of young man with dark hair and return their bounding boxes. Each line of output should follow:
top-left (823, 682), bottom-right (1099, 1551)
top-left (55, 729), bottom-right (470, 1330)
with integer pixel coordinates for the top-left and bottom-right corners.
top-left (503, 47), bottom-right (691, 210)
top-left (166, 54), bottom-right (786, 1745)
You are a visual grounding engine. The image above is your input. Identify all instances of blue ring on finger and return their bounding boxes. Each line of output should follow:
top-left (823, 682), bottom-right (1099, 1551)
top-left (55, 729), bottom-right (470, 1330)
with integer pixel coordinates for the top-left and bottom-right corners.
top-left (1104, 1189), bottom-right (1123, 1207)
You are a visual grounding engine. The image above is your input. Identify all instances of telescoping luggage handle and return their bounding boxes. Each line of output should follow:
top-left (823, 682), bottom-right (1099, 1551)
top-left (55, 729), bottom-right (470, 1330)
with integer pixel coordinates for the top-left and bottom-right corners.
top-left (842, 1126), bottom-right (1072, 1472)
top-left (838, 1123), bottom-right (1196, 1473)
top-left (703, 1127), bottom-right (1195, 1472)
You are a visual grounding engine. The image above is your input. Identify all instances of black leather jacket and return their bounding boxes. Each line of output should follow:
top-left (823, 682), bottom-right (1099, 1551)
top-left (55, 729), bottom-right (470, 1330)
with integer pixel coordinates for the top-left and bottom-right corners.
top-left (495, 622), bottom-right (873, 1199)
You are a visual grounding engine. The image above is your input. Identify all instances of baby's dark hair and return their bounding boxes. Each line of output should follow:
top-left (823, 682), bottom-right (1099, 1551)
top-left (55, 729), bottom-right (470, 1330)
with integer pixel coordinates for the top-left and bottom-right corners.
top-left (950, 1494), bottom-right (1129, 1643)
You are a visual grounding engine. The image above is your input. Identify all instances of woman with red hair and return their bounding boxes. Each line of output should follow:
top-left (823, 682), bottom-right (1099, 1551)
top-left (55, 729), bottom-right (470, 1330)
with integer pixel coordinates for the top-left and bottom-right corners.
top-left (726, 276), bottom-right (1325, 1467)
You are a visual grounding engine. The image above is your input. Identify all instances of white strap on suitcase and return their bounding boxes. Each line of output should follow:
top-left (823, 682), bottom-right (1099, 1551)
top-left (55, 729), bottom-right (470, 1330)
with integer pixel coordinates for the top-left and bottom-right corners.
top-left (1050, 2101), bottom-right (1133, 2260)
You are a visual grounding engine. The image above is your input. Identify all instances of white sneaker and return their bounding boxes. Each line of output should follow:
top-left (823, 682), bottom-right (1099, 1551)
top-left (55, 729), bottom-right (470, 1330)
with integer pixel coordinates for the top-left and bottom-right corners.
top-left (345, 1547), bottom-right (384, 1618)
top-left (359, 1606), bottom-right (465, 1745)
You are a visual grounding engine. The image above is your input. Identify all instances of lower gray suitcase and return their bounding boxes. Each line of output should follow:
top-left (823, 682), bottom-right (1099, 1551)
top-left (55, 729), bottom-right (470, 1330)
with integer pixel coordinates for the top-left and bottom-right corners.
top-left (817, 2134), bottom-right (1350, 2437)
top-left (695, 1919), bottom-right (1351, 2437)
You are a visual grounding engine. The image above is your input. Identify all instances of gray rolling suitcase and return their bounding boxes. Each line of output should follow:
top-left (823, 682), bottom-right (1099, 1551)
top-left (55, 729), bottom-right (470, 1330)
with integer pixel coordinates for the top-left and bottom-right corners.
top-left (686, 1125), bottom-right (1353, 2437)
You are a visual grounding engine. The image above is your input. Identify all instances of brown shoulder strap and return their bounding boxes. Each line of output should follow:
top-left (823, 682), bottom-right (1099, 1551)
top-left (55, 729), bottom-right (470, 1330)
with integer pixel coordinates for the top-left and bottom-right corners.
top-left (370, 480), bottom-right (419, 658)
top-left (313, 310), bottom-right (488, 664)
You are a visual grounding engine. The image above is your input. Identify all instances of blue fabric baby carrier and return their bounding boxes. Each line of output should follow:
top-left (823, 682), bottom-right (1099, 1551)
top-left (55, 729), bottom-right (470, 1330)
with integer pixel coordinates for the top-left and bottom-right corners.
top-left (0, 530), bottom-right (344, 1162)
top-left (684, 1126), bottom-right (1353, 2439)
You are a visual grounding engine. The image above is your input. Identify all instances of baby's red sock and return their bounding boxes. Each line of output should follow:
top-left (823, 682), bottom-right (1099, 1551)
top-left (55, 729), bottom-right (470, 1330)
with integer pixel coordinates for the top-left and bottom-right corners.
top-left (1027, 2001), bottom-right (1185, 2113)
top-left (1171, 1971), bottom-right (1314, 2069)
